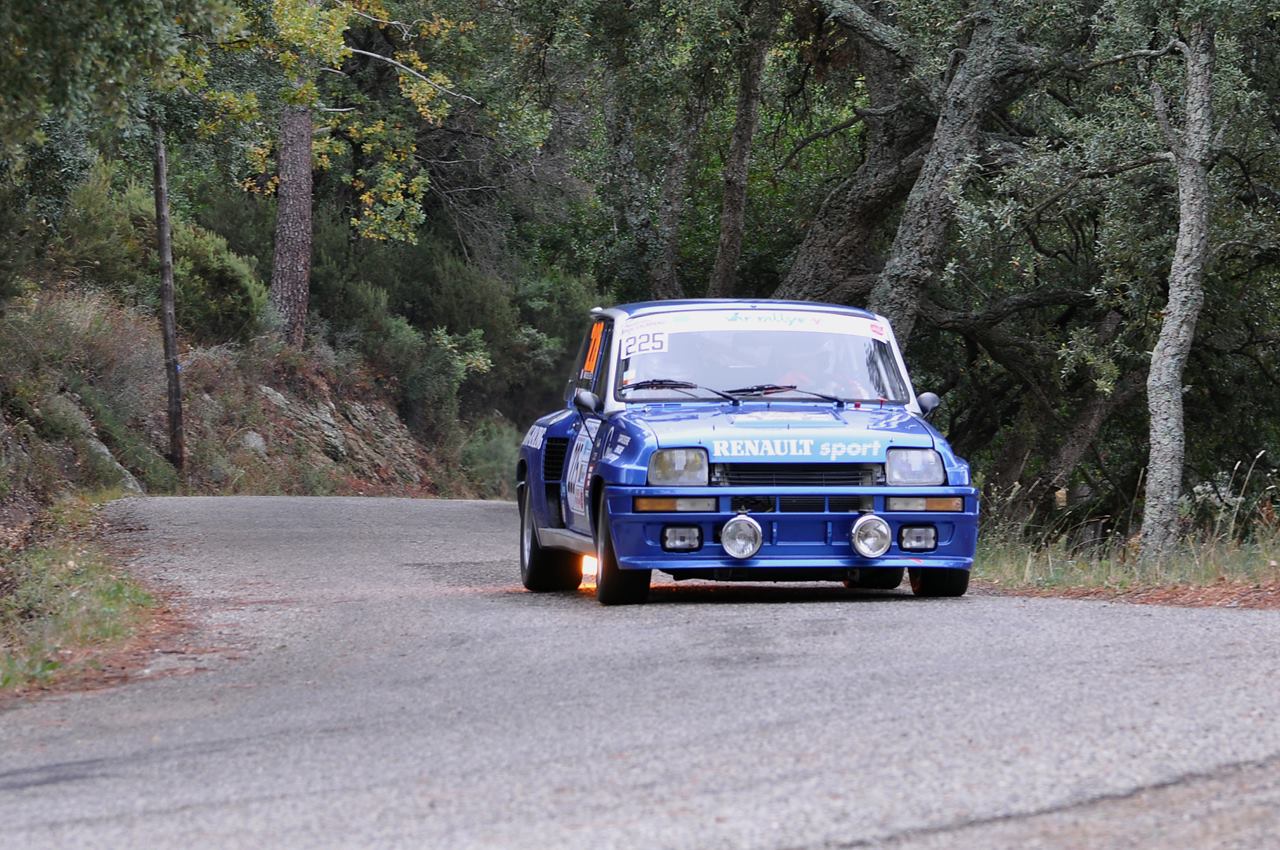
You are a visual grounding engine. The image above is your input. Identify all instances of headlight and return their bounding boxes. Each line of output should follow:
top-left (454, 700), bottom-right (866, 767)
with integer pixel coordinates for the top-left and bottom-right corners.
top-left (886, 448), bottom-right (945, 486)
top-left (647, 448), bottom-right (709, 486)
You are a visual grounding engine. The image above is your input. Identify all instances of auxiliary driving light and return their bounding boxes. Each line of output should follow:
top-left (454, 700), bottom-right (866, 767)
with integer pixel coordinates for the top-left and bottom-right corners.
top-left (635, 496), bottom-right (717, 512)
top-left (850, 514), bottom-right (892, 558)
top-left (721, 515), bottom-right (763, 560)
top-left (886, 496), bottom-right (963, 512)
top-left (663, 526), bottom-right (702, 551)
top-left (900, 525), bottom-right (937, 552)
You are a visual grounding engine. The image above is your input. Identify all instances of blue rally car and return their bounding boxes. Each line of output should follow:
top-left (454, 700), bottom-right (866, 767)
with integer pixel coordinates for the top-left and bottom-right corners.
top-left (516, 300), bottom-right (979, 605)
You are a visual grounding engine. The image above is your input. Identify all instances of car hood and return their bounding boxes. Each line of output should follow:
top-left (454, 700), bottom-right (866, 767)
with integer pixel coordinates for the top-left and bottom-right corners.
top-left (619, 403), bottom-right (935, 463)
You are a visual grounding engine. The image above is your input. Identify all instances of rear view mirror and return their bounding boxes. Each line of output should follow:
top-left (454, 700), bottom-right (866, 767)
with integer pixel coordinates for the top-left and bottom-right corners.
top-left (574, 389), bottom-right (602, 414)
top-left (917, 392), bottom-right (941, 419)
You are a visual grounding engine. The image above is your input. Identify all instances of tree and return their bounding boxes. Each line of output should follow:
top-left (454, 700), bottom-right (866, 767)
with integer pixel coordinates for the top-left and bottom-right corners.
top-left (0, 0), bottom-right (207, 149)
top-left (1141, 21), bottom-right (1217, 559)
top-left (707, 0), bottom-right (782, 298)
top-left (252, 0), bottom-right (472, 346)
top-left (270, 95), bottom-right (315, 348)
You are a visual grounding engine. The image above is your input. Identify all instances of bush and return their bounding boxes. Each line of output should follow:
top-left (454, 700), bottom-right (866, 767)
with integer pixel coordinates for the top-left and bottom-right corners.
top-left (400, 326), bottom-right (491, 449)
top-left (50, 165), bottom-right (153, 305)
top-left (49, 162), bottom-right (266, 344)
top-left (172, 223), bottom-right (267, 343)
top-left (461, 418), bottom-right (520, 500)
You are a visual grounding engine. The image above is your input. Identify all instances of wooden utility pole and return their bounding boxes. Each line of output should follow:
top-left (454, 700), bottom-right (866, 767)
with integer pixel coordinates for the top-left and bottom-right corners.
top-left (151, 118), bottom-right (185, 471)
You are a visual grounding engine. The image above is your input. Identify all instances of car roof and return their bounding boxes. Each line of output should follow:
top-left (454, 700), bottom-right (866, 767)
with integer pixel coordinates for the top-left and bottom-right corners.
top-left (602, 298), bottom-right (880, 321)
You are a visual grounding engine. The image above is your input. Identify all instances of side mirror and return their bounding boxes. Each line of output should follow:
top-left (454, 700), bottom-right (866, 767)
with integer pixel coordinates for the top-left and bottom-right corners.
top-left (916, 392), bottom-right (941, 419)
top-left (573, 389), bottom-right (602, 415)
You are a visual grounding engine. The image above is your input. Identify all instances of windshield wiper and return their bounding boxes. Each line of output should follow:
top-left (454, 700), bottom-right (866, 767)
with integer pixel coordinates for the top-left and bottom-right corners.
top-left (723, 384), bottom-right (846, 406)
top-left (619, 379), bottom-right (739, 403)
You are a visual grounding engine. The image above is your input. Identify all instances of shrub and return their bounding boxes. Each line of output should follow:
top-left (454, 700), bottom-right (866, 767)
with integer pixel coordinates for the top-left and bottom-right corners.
top-left (461, 418), bottom-right (520, 500)
top-left (400, 326), bottom-right (491, 449)
top-left (49, 162), bottom-right (266, 344)
top-left (171, 223), bottom-right (267, 343)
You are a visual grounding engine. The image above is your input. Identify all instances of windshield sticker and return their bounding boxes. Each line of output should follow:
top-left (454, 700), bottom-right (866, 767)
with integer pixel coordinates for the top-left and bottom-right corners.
top-left (731, 411), bottom-right (834, 423)
top-left (622, 310), bottom-right (884, 339)
top-left (620, 330), bottom-right (667, 359)
top-left (581, 321), bottom-right (605, 378)
top-left (711, 438), bottom-right (885, 459)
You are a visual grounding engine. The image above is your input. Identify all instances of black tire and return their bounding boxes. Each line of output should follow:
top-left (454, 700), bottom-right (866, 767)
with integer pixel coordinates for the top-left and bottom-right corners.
top-left (519, 485), bottom-right (582, 592)
top-left (844, 567), bottom-right (905, 590)
top-left (908, 567), bottom-right (969, 597)
top-left (594, 490), bottom-right (650, 605)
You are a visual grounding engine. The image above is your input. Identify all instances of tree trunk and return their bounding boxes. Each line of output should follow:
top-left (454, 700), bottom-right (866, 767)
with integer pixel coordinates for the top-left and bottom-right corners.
top-left (271, 104), bottom-right (314, 348)
top-left (151, 119), bottom-right (184, 471)
top-left (706, 5), bottom-right (778, 298)
top-left (650, 80), bottom-right (713, 300)
top-left (1141, 23), bottom-right (1216, 560)
top-left (774, 35), bottom-right (930, 303)
top-left (601, 72), bottom-right (660, 285)
top-left (867, 16), bottom-right (1015, 343)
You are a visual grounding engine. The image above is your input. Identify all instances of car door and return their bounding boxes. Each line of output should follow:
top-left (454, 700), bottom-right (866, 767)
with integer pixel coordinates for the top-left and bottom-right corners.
top-left (563, 317), bottom-right (613, 537)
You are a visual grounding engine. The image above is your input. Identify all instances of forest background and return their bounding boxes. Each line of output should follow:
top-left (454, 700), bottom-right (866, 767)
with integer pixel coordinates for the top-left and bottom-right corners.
top-left (2, 0), bottom-right (1280, 580)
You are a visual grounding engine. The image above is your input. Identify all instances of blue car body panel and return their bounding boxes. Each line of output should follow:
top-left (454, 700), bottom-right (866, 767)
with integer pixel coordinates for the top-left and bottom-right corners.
top-left (517, 300), bottom-right (979, 578)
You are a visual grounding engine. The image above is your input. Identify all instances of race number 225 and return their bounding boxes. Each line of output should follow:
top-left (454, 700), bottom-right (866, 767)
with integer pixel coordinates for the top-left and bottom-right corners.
top-left (622, 331), bottom-right (667, 358)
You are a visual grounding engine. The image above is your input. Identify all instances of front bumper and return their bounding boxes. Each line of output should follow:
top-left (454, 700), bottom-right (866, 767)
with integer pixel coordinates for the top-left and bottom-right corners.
top-left (605, 485), bottom-right (978, 574)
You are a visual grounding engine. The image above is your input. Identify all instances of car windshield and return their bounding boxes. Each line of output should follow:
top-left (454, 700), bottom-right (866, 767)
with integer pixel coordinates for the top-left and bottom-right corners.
top-left (613, 309), bottom-right (910, 403)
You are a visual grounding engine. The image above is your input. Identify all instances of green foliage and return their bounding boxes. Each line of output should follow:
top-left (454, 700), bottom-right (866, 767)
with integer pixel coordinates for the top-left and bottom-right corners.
top-left (400, 326), bottom-right (492, 448)
top-left (461, 418), bottom-right (521, 500)
top-left (75, 385), bottom-right (180, 493)
top-left (1, 493), bottom-right (155, 692)
top-left (172, 224), bottom-right (268, 343)
top-left (52, 166), bottom-right (155, 305)
top-left (0, 0), bottom-right (224, 148)
top-left (49, 163), bottom-right (267, 342)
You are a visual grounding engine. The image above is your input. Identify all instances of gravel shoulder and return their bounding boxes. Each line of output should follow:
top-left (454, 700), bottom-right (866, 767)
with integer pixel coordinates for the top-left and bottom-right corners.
top-left (2, 496), bottom-right (1279, 849)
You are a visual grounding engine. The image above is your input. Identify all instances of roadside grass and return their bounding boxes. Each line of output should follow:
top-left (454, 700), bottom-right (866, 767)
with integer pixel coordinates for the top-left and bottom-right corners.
top-left (0, 489), bottom-right (155, 692)
top-left (975, 530), bottom-right (1280, 592)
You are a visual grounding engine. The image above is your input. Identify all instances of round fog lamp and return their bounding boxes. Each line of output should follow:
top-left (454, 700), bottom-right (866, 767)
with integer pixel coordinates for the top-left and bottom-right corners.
top-left (721, 515), bottom-right (763, 560)
top-left (851, 514), bottom-right (892, 558)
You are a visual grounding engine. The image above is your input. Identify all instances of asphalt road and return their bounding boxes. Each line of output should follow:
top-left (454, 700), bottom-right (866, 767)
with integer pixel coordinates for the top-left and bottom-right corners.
top-left (3, 496), bottom-right (1280, 849)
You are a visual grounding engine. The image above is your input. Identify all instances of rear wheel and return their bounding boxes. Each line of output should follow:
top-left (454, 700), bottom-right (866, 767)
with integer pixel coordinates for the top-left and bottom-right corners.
top-left (594, 490), bottom-right (650, 605)
top-left (908, 567), bottom-right (969, 597)
top-left (844, 567), bottom-right (904, 590)
top-left (519, 486), bottom-right (582, 592)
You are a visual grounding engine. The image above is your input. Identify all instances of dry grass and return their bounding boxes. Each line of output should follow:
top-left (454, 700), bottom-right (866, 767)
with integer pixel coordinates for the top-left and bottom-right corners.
top-left (975, 532), bottom-right (1280, 592)
top-left (0, 489), bottom-right (156, 692)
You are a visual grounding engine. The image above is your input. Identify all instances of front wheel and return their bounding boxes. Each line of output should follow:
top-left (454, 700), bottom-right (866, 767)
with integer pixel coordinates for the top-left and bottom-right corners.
top-left (908, 567), bottom-right (969, 597)
top-left (520, 486), bottom-right (582, 592)
top-left (594, 490), bottom-right (650, 605)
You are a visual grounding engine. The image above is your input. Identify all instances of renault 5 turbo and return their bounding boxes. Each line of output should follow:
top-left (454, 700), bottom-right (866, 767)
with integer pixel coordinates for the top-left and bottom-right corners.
top-left (515, 300), bottom-right (978, 605)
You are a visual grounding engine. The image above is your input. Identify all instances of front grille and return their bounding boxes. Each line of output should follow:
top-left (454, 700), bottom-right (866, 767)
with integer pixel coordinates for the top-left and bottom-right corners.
top-left (543, 438), bottom-right (569, 481)
top-left (715, 463), bottom-right (883, 487)
top-left (780, 496), bottom-right (825, 513)
top-left (829, 495), bottom-right (874, 513)
top-left (732, 495), bottom-right (775, 513)
top-left (730, 495), bottom-right (874, 514)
